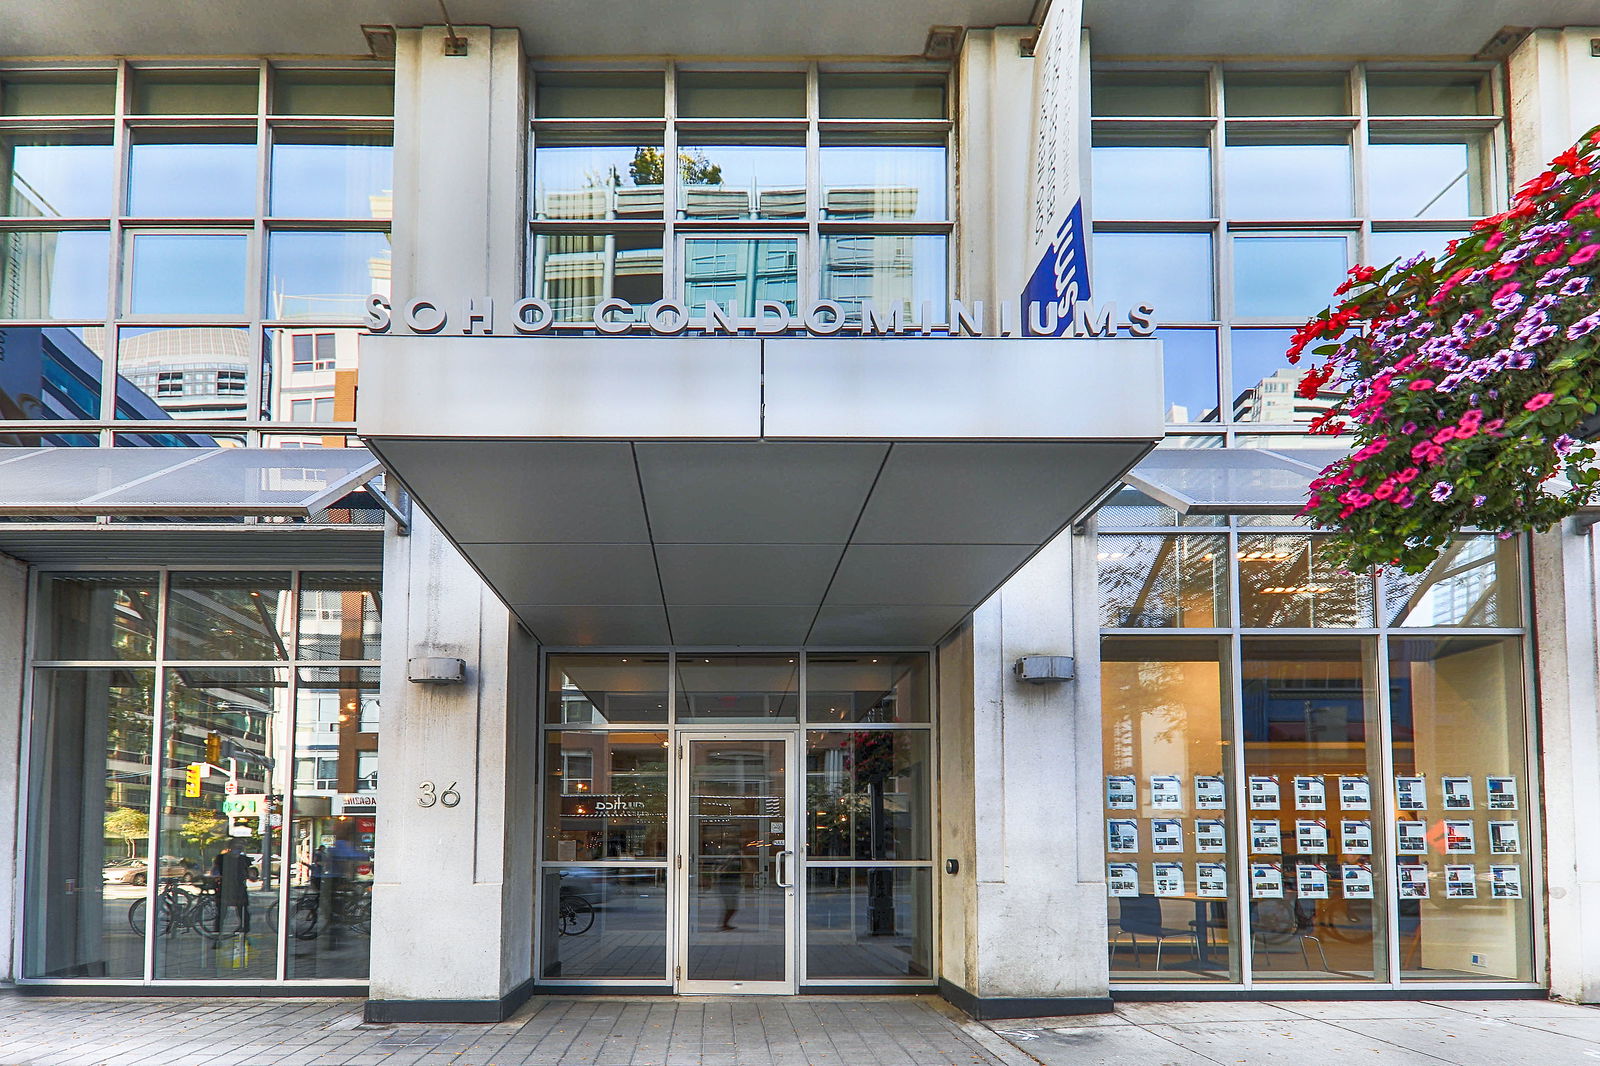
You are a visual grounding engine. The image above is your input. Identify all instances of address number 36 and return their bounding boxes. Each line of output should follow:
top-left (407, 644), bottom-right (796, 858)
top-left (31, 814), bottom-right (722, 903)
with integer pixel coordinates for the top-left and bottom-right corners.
top-left (417, 780), bottom-right (462, 808)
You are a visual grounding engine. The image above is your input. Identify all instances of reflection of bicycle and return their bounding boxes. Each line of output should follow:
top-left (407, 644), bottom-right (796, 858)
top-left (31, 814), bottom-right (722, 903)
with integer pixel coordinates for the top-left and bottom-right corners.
top-left (266, 882), bottom-right (371, 940)
top-left (557, 894), bottom-right (594, 936)
top-left (128, 878), bottom-right (247, 940)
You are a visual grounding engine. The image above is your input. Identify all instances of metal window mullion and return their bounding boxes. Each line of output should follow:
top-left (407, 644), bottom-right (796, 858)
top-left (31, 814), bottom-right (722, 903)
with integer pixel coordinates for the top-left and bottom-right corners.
top-left (275, 569), bottom-right (302, 983)
top-left (141, 567), bottom-right (171, 984)
top-left (663, 64), bottom-right (680, 303)
top-left (1353, 62), bottom-right (1371, 264)
top-left (665, 649), bottom-right (679, 987)
top-left (805, 61), bottom-right (820, 308)
top-left (1518, 533), bottom-right (1548, 985)
top-left (101, 61), bottom-right (130, 431)
top-left (1208, 64), bottom-right (1232, 442)
top-left (1374, 625), bottom-right (1401, 987)
top-left (1225, 528), bottom-right (1252, 987)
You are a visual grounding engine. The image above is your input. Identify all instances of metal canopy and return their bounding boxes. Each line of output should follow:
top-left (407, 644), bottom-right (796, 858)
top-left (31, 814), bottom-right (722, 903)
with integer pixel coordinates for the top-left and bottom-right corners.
top-left (1122, 446), bottom-right (1347, 516)
top-left (0, 447), bottom-right (382, 516)
top-left (359, 334), bottom-right (1165, 647)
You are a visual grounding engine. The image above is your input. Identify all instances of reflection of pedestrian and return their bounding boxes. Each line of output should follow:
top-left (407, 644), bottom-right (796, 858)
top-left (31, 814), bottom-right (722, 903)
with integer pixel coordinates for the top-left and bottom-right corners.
top-left (715, 851), bottom-right (741, 931)
top-left (212, 845), bottom-right (251, 935)
top-left (319, 820), bottom-right (370, 948)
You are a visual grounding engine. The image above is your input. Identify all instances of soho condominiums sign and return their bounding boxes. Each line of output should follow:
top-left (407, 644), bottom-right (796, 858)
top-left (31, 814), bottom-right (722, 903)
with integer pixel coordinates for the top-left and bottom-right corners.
top-left (365, 294), bottom-right (1158, 338)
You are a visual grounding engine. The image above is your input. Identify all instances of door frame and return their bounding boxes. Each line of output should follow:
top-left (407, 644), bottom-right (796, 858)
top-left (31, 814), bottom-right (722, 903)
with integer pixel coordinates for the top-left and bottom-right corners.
top-left (673, 729), bottom-right (800, 995)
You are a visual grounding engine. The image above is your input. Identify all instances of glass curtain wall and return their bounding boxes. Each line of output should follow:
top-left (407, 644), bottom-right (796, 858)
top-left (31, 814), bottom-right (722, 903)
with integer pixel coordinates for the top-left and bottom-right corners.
top-left (537, 650), bottom-right (934, 987)
top-left (530, 66), bottom-right (949, 325)
top-left (1089, 64), bottom-right (1502, 443)
top-left (0, 61), bottom-right (392, 449)
top-left (1097, 495), bottom-right (1536, 987)
top-left (22, 568), bottom-right (382, 984)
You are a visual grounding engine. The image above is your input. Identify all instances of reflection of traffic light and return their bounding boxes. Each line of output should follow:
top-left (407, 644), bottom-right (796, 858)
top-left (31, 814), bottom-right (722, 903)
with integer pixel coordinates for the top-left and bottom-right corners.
top-left (229, 815), bottom-right (256, 838)
top-left (185, 763), bottom-right (203, 798)
top-left (205, 732), bottom-right (221, 764)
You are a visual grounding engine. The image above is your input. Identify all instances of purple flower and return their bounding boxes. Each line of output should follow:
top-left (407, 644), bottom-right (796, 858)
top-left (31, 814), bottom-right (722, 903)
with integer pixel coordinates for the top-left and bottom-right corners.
top-left (1503, 243), bottom-right (1535, 263)
top-left (1555, 434), bottom-right (1582, 457)
top-left (1474, 495), bottom-right (1488, 508)
top-left (1568, 312), bottom-right (1600, 339)
top-left (1537, 267), bottom-right (1572, 288)
top-left (1525, 325), bottom-right (1561, 346)
top-left (1531, 294), bottom-right (1560, 314)
top-left (1430, 481), bottom-right (1454, 503)
top-left (1560, 276), bottom-right (1594, 297)
top-left (1492, 291), bottom-right (1525, 315)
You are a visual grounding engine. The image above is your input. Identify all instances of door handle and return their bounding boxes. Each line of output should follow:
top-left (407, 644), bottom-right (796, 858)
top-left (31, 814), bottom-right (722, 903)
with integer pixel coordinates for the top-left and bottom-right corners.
top-left (775, 849), bottom-right (794, 889)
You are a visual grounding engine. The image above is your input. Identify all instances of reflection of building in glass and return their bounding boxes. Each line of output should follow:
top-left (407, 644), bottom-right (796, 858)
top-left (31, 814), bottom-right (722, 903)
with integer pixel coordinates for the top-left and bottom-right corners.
top-left (822, 234), bottom-right (919, 314)
top-left (683, 239), bottom-right (797, 315)
top-left (118, 328), bottom-right (250, 420)
top-left (533, 233), bottom-right (664, 321)
top-left (268, 328), bottom-right (361, 440)
top-left (1232, 366), bottom-right (1339, 424)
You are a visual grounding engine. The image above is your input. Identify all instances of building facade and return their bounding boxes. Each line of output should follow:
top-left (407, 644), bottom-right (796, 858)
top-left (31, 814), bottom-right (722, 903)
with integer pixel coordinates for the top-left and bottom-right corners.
top-left (2, 0), bottom-right (1600, 1023)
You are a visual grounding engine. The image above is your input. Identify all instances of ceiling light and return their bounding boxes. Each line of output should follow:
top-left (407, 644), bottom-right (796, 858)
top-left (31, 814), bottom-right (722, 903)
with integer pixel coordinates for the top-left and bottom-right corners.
top-left (361, 24), bottom-right (397, 59)
top-left (923, 25), bottom-right (963, 61)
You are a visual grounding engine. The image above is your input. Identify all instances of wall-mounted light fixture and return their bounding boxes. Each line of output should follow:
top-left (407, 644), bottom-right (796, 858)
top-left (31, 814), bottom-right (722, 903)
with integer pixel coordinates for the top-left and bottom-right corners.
top-left (1014, 655), bottom-right (1075, 684)
top-left (409, 656), bottom-right (467, 684)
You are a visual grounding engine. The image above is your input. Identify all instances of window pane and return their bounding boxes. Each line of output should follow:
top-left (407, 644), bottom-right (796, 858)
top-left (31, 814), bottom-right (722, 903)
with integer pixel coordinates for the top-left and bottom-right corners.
top-left (132, 70), bottom-right (258, 115)
top-left (271, 70), bottom-right (393, 116)
top-left (1225, 139), bottom-right (1352, 219)
top-left (1232, 236), bottom-right (1348, 319)
top-left (1093, 71), bottom-right (1210, 117)
top-left (536, 72), bottom-right (664, 118)
top-left (806, 652), bottom-right (929, 723)
top-left (533, 231), bottom-right (664, 323)
top-left (0, 230), bottom-right (109, 319)
top-left (806, 868), bottom-right (932, 978)
top-left (543, 731), bottom-right (668, 861)
top-left (0, 333), bottom-right (107, 421)
top-left (806, 730), bottom-right (930, 860)
top-left (2, 132), bottom-right (115, 218)
top-left (1365, 230), bottom-right (1462, 270)
top-left (678, 71), bottom-right (804, 118)
top-left (1102, 636), bottom-right (1237, 982)
top-left (684, 238), bottom-right (799, 318)
top-left (1367, 137), bottom-right (1485, 219)
top-left (1099, 533), bottom-right (1229, 628)
top-left (1237, 535), bottom-right (1374, 627)
top-left (23, 667), bottom-right (154, 979)
top-left (1158, 327), bottom-right (1221, 423)
top-left (298, 573), bottom-right (382, 659)
top-left (820, 144), bottom-right (946, 221)
top-left (1093, 232), bottom-right (1213, 322)
top-left (533, 145), bottom-right (664, 220)
top-left (1225, 72), bottom-right (1349, 117)
top-left (1385, 537), bottom-right (1521, 628)
top-left (820, 234), bottom-right (946, 321)
top-left (538, 867), bottom-right (668, 978)
top-left (1092, 140), bottom-right (1211, 220)
top-left (680, 145), bottom-right (806, 220)
top-left (267, 231), bottom-right (391, 321)
top-left (114, 326), bottom-right (251, 421)
top-left (154, 667), bottom-right (288, 980)
top-left (128, 131), bottom-right (256, 217)
top-left (270, 132), bottom-right (393, 218)
top-left (545, 654), bottom-right (668, 725)
top-left (0, 73), bottom-right (115, 116)
top-left (1367, 72), bottom-right (1490, 117)
top-left (165, 573), bottom-right (291, 659)
top-left (819, 72), bottom-right (945, 118)
top-left (1241, 638), bottom-right (1386, 981)
top-left (264, 326), bottom-right (362, 422)
top-left (1230, 327), bottom-right (1341, 424)
top-left (1389, 636), bottom-right (1533, 982)
top-left (128, 233), bottom-right (249, 317)
top-left (287, 665), bottom-right (379, 979)
top-left (676, 654), bottom-right (800, 721)
top-left (35, 574), bottom-right (157, 660)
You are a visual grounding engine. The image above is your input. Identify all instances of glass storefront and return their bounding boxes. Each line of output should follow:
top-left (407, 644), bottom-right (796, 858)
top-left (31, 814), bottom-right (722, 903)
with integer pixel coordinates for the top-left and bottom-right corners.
top-left (537, 651), bottom-right (934, 989)
top-left (22, 569), bottom-right (382, 984)
top-left (1099, 496), bottom-right (1538, 987)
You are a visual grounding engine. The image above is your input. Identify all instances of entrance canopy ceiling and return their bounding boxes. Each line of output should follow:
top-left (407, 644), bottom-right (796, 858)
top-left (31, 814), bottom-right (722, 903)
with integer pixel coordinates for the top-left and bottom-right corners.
top-left (360, 335), bottom-right (1163, 647)
top-left (1124, 446), bottom-right (1345, 516)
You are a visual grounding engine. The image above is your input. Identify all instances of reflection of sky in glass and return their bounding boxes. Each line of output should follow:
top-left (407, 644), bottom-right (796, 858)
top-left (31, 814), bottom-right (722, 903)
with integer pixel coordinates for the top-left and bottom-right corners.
top-left (1092, 146), bottom-right (1210, 220)
top-left (129, 234), bottom-right (248, 315)
top-left (681, 145), bottom-right (805, 219)
top-left (1367, 142), bottom-right (1474, 218)
top-left (534, 146), bottom-right (660, 218)
top-left (1230, 328), bottom-right (1299, 401)
top-left (820, 234), bottom-right (947, 316)
top-left (267, 232), bottom-right (391, 320)
top-left (0, 230), bottom-right (108, 319)
top-left (270, 138), bottom-right (392, 218)
top-left (1093, 232), bottom-right (1213, 322)
top-left (1225, 143), bottom-right (1352, 218)
top-left (1156, 328), bottom-right (1220, 423)
top-left (128, 140), bottom-right (256, 217)
top-left (1232, 236), bottom-right (1347, 319)
top-left (4, 139), bottom-right (114, 217)
top-left (1366, 229), bottom-right (1465, 267)
top-left (820, 146), bottom-right (946, 220)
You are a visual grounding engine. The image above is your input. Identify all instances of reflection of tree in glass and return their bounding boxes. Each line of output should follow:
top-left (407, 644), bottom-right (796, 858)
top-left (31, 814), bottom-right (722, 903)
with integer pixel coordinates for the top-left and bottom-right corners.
top-left (627, 147), bottom-right (722, 186)
top-left (104, 806), bottom-right (149, 858)
top-left (180, 810), bottom-right (226, 854)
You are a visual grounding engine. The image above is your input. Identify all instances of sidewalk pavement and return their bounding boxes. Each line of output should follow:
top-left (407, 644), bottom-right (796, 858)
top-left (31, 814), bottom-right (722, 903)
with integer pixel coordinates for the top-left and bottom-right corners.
top-left (0, 993), bottom-right (1597, 1065)
top-left (984, 998), bottom-right (1600, 1066)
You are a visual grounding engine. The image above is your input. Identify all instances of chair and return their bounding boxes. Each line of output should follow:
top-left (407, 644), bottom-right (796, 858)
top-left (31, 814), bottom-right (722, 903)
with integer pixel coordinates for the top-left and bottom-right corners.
top-left (1112, 895), bottom-right (1199, 970)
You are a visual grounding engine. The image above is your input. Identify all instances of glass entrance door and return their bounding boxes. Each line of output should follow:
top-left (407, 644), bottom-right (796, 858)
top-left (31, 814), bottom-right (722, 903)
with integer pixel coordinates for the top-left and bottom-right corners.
top-left (677, 734), bottom-right (795, 993)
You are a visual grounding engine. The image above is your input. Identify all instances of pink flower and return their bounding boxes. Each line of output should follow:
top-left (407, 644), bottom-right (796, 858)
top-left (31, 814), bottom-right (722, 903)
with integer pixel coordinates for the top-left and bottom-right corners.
top-left (1459, 409), bottom-right (1483, 427)
top-left (1570, 244), bottom-right (1600, 266)
top-left (1408, 379), bottom-right (1435, 391)
top-left (1432, 427), bottom-right (1458, 445)
top-left (1525, 392), bottom-right (1555, 411)
top-left (1492, 282), bottom-right (1521, 301)
top-left (1396, 467), bottom-right (1420, 483)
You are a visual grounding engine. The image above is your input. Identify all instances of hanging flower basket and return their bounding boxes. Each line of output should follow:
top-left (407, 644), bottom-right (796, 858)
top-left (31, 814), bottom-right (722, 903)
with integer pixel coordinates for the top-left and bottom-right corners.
top-left (1292, 124), bottom-right (1600, 572)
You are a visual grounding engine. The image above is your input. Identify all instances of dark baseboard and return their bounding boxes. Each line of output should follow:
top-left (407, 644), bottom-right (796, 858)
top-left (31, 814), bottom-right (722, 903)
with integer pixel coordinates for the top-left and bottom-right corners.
top-left (364, 975), bottom-right (537, 1023)
top-left (531, 983), bottom-right (674, 996)
top-left (11, 983), bottom-right (367, 998)
top-left (1113, 986), bottom-right (1550, 1002)
top-left (938, 978), bottom-right (1114, 1019)
top-left (800, 984), bottom-right (938, 995)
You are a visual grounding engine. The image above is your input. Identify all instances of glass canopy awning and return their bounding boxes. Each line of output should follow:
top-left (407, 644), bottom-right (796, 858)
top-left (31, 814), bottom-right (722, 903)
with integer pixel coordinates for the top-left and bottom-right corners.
top-left (1122, 446), bottom-right (1347, 515)
top-left (0, 447), bottom-right (382, 516)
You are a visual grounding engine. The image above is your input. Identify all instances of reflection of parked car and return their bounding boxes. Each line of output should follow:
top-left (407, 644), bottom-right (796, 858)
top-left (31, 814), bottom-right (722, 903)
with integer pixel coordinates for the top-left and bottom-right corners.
top-left (102, 857), bottom-right (196, 886)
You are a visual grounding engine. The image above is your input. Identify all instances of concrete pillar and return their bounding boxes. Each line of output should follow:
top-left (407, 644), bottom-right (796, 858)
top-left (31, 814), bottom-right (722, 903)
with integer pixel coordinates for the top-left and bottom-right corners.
top-left (937, 533), bottom-right (1111, 1018)
top-left (367, 25), bottom-right (538, 1021)
top-left (0, 551), bottom-right (27, 982)
top-left (1508, 28), bottom-right (1600, 184)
